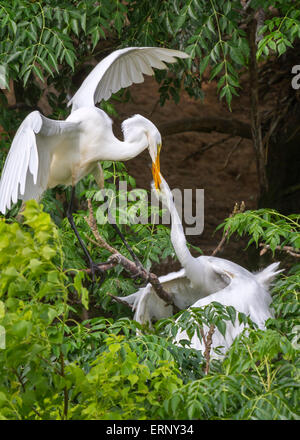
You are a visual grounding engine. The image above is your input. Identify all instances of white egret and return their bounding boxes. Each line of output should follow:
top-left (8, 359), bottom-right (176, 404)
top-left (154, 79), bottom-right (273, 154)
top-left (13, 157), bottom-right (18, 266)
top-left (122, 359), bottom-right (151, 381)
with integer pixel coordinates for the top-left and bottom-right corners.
top-left (118, 175), bottom-right (282, 357)
top-left (0, 47), bottom-right (188, 273)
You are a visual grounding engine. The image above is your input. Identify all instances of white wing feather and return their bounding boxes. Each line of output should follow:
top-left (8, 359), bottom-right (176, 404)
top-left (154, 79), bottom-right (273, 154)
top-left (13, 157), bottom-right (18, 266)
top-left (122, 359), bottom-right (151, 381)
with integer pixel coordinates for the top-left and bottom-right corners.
top-left (0, 111), bottom-right (78, 214)
top-left (114, 266), bottom-right (214, 326)
top-left (68, 47), bottom-right (189, 111)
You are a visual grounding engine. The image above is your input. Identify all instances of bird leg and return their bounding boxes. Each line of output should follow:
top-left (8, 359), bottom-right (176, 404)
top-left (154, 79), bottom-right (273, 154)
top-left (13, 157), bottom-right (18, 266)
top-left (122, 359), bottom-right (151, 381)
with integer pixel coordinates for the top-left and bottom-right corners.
top-left (66, 186), bottom-right (105, 284)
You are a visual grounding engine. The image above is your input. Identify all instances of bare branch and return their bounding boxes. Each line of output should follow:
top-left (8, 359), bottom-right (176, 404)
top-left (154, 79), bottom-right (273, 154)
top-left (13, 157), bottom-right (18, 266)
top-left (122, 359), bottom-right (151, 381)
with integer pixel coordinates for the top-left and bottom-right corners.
top-left (200, 324), bottom-right (215, 375)
top-left (59, 351), bottom-right (68, 420)
top-left (220, 137), bottom-right (243, 170)
top-left (184, 134), bottom-right (233, 162)
top-left (211, 202), bottom-right (245, 257)
top-left (107, 292), bottom-right (133, 309)
top-left (259, 243), bottom-right (300, 258)
top-left (84, 199), bottom-right (118, 254)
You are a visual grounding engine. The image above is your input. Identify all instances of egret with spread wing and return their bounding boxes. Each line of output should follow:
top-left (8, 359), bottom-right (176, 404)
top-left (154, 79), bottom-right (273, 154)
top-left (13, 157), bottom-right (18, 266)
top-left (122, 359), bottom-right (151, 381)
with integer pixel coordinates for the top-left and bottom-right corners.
top-left (0, 47), bottom-right (188, 274)
top-left (117, 175), bottom-right (282, 356)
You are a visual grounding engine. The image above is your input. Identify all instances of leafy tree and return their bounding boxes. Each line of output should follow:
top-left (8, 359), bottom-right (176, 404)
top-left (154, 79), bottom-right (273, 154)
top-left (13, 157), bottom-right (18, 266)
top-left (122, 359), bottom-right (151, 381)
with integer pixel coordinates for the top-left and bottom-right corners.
top-left (1, 0), bottom-right (300, 209)
top-left (0, 202), bottom-right (299, 419)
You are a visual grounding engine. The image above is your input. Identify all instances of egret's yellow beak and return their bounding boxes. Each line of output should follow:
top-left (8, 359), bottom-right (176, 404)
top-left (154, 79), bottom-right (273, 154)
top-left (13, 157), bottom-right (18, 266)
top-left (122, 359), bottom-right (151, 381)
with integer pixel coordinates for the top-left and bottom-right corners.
top-left (152, 143), bottom-right (162, 190)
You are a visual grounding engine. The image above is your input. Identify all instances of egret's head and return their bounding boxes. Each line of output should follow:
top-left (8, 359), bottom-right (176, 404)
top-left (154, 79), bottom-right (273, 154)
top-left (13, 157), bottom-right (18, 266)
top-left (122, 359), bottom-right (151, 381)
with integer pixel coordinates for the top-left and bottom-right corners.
top-left (141, 119), bottom-right (162, 191)
top-left (122, 114), bottom-right (162, 190)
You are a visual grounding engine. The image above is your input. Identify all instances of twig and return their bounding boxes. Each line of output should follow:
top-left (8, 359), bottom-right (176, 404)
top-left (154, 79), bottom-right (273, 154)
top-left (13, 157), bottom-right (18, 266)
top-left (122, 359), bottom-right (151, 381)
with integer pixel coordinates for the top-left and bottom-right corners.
top-left (184, 134), bottom-right (233, 162)
top-left (84, 199), bottom-right (118, 254)
top-left (211, 228), bottom-right (231, 257)
top-left (259, 243), bottom-right (300, 258)
top-left (220, 137), bottom-right (243, 170)
top-left (83, 259), bottom-right (117, 274)
top-left (211, 202), bottom-right (245, 257)
top-left (242, 0), bottom-right (252, 11)
top-left (107, 292), bottom-right (133, 309)
top-left (200, 324), bottom-right (215, 375)
top-left (149, 98), bottom-right (160, 117)
top-left (255, 8), bottom-right (265, 44)
top-left (60, 351), bottom-right (68, 420)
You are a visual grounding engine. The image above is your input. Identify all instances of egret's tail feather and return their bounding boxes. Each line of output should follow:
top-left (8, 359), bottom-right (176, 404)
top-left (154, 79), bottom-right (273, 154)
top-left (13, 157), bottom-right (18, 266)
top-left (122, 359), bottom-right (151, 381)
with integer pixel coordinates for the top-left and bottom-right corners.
top-left (254, 262), bottom-right (284, 288)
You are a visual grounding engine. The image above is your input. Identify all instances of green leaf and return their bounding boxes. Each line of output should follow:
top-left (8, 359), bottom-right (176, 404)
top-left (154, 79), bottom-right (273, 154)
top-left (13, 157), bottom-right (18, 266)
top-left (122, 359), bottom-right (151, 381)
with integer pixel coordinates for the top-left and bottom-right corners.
top-left (207, 17), bottom-right (215, 34)
top-left (199, 55), bottom-right (210, 76)
top-left (32, 64), bottom-right (45, 82)
top-left (210, 61), bottom-right (224, 80)
top-left (37, 57), bottom-right (53, 77)
top-left (175, 13), bottom-right (187, 32)
top-left (64, 49), bottom-right (75, 70)
top-left (11, 320), bottom-right (32, 339)
top-left (277, 41), bottom-right (286, 56)
top-left (71, 18), bottom-right (79, 36)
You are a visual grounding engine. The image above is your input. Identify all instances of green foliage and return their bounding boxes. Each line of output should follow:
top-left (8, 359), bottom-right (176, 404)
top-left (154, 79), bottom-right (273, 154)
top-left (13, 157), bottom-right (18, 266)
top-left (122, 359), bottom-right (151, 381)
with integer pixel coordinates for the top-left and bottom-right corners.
top-left (0, 202), bottom-right (179, 419)
top-left (219, 209), bottom-right (300, 252)
top-left (163, 327), bottom-right (299, 420)
top-left (68, 334), bottom-right (183, 420)
top-left (0, 200), bottom-right (299, 420)
top-left (1, 0), bottom-right (299, 111)
top-left (157, 301), bottom-right (255, 349)
top-left (255, 4), bottom-right (300, 59)
top-left (0, 0), bottom-right (123, 86)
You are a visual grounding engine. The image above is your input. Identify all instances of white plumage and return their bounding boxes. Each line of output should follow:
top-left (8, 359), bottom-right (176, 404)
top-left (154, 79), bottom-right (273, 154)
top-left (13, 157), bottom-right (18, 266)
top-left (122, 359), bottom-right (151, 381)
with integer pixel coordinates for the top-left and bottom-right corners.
top-left (117, 175), bottom-right (282, 357)
top-left (0, 47), bottom-right (189, 214)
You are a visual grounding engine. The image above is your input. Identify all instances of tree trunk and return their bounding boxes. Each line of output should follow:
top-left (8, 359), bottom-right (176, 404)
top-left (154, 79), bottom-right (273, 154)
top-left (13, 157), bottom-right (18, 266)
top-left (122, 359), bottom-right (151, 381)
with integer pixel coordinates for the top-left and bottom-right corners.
top-left (259, 103), bottom-right (300, 214)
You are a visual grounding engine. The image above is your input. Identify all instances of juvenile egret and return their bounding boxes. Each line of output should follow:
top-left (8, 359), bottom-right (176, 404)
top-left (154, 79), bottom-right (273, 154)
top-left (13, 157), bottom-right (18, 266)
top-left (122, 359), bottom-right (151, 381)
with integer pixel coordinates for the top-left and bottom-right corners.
top-left (0, 47), bottom-right (188, 273)
top-left (117, 175), bottom-right (282, 356)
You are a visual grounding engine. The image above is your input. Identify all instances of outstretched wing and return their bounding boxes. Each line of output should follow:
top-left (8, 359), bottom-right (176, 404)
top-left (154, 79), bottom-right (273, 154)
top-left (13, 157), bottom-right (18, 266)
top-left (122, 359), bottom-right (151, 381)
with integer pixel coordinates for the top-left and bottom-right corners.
top-left (0, 111), bottom-right (78, 214)
top-left (113, 268), bottom-right (211, 325)
top-left (68, 47), bottom-right (189, 112)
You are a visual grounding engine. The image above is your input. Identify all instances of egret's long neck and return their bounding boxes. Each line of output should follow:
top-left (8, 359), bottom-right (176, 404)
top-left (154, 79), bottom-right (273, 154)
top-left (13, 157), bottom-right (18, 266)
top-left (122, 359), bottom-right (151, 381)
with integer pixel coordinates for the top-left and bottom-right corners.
top-left (167, 192), bottom-right (221, 293)
top-left (168, 197), bottom-right (201, 285)
top-left (107, 130), bottom-right (148, 162)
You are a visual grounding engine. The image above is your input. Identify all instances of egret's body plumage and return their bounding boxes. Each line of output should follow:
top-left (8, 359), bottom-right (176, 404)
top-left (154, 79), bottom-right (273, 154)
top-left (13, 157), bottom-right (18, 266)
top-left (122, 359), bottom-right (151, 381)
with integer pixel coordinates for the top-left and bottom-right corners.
top-left (118, 176), bottom-right (282, 357)
top-left (0, 47), bottom-right (188, 214)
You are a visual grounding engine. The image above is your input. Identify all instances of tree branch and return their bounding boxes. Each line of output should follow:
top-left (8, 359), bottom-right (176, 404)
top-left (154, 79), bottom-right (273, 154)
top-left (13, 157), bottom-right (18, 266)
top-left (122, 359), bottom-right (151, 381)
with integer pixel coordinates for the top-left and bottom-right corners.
top-left (211, 202), bottom-right (245, 257)
top-left (259, 243), bottom-right (300, 258)
top-left (247, 17), bottom-right (269, 195)
top-left (200, 324), bottom-right (215, 375)
top-left (60, 351), bottom-right (68, 420)
top-left (83, 200), bottom-right (177, 310)
top-left (184, 134), bottom-right (234, 162)
top-left (220, 137), bottom-right (243, 170)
